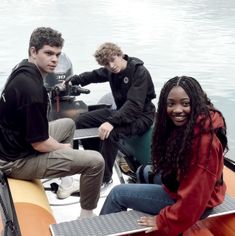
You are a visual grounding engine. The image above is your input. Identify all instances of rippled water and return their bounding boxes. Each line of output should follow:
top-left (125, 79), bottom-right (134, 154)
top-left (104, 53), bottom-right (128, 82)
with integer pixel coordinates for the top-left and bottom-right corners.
top-left (0, 0), bottom-right (235, 159)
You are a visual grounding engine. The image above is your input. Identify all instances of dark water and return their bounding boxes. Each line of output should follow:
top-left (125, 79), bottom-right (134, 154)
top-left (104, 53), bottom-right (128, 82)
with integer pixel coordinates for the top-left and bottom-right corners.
top-left (0, 0), bottom-right (235, 159)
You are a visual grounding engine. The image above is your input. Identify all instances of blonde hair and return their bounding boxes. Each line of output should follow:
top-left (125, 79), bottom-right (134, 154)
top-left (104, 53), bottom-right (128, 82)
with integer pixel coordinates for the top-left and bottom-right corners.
top-left (94, 42), bottom-right (123, 66)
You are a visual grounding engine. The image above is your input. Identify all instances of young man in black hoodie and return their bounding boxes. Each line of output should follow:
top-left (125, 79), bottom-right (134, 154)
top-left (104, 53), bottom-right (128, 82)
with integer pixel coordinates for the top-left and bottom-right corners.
top-left (0, 27), bottom-right (104, 219)
top-left (67, 42), bottom-right (156, 186)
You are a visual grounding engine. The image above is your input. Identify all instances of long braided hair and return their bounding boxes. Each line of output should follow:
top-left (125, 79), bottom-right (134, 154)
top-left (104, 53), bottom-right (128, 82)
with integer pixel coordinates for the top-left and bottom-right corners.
top-left (152, 76), bottom-right (228, 177)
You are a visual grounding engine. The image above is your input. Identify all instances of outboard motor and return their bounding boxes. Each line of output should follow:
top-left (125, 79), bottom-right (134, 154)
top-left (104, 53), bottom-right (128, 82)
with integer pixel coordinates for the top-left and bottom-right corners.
top-left (45, 52), bottom-right (73, 91)
top-left (45, 53), bottom-right (89, 121)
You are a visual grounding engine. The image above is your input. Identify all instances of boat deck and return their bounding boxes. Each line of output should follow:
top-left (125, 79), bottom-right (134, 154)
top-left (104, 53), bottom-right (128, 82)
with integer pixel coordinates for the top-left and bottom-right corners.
top-left (44, 164), bottom-right (235, 236)
top-left (44, 158), bottom-right (125, 223)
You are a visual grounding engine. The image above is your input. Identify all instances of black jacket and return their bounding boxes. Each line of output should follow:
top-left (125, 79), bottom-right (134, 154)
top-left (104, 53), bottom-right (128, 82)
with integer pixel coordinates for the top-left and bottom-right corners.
top-left (71, 55), bottom-right (156, 126)
top-left (0, 60), bottom-right (48, 161)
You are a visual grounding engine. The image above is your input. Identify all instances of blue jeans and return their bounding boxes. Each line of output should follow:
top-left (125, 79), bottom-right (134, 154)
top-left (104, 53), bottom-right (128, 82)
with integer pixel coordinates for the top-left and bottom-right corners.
top-left (100, 165), bottom-right (175, 215)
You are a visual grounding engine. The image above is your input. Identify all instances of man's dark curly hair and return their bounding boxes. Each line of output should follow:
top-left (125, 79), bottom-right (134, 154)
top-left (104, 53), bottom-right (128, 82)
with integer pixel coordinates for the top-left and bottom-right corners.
top-left (28, 27), bottom-right (64, 55)
top-left (152, 76), bottom-right (228, 177)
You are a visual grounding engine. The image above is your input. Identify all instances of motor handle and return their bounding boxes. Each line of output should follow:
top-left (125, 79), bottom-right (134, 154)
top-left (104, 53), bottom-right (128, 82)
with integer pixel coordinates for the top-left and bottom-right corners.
top-left (70, 85), bottom-right (90, 95)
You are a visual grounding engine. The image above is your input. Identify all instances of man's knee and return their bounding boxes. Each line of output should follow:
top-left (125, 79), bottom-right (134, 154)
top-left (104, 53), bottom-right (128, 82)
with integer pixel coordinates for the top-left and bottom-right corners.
top-left (57, 118), bottom-right (76, 132)
top-left (66, 118), bottom-right (76, 131)
top-left (92, 151), bottom-right (105, 170)
top-left (84, 150), bottom-right (105, 171)
top-left (109, 129), bottom-right (120, 142)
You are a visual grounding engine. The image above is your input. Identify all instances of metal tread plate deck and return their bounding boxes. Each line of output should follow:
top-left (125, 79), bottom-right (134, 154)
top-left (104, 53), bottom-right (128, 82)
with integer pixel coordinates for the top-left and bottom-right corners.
top-left (207, 194), bottom-right (235, 217)
top-left (50, 210), bottom-right (151, 236)
top-left (50, 194), bottom-right (235, 236)
top-left (74, 128), bottom-right (99, 140)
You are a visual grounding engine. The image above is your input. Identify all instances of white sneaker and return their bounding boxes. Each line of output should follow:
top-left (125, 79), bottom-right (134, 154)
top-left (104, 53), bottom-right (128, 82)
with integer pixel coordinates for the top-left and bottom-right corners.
top-left (57, 179), bottom-right (80, 199)
top-left (101, 179), bottom-right (113, 190)
top-left (78, 211), bottom-right (97, 220)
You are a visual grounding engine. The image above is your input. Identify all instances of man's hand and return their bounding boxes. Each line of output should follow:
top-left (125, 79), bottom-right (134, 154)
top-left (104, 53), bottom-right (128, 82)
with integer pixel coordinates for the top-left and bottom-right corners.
top-left (137, 216), bottom-right (158, 233)
top-left (32, 137), bottom-right (72, 153)
top-left (98, 122), bottom-right (114, 140)
top-left (61, 80), bottom-right (71, 88)
top-left (63, 74), bottom-right (80, 86)
top-left (60, 143), bottom-right (72, 149)
top-left (61, 74), bottom-right (79, 89)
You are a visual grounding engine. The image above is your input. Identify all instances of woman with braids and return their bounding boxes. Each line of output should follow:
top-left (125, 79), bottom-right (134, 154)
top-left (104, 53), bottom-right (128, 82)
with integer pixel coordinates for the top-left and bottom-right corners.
top-left (100, 76), bottom-right (228, 235)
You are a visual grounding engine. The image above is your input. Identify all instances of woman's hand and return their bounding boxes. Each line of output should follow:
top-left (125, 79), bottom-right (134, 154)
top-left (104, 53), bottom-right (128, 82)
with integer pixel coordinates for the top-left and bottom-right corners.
top-left (137, 216), bottom-right (158, 233)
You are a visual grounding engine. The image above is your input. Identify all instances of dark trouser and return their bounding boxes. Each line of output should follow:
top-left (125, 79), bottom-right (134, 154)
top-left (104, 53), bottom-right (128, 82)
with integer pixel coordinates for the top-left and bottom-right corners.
top-left (75, 108), bottom-right (153, 182)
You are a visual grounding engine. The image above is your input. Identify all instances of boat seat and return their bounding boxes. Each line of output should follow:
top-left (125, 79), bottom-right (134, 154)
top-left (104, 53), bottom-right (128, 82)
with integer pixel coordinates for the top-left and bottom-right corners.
top-left (118, 127), bottom-right (153, 172)
top-left (73, 126), bottom-right (153, 168)
top-left (0, 171), bottom-right (56, 236)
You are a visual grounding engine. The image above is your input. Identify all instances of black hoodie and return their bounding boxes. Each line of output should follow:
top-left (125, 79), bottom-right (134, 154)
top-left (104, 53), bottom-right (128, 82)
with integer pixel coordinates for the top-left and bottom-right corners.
top-left (72, 55), bottom-right (156, 126)
top-left (0, 59), bottom-right (49, 161)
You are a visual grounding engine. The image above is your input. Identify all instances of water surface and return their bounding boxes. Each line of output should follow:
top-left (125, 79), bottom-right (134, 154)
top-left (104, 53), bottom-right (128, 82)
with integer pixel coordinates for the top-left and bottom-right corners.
top-left (0, 0), bottom-right (234, 159)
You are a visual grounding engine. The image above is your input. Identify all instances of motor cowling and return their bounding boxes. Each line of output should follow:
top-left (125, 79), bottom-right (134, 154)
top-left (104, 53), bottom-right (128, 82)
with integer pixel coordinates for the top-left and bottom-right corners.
top-left (45, 52), bottom-right (73, 97)
top-left (45, 53), bottom-right (88, 121)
